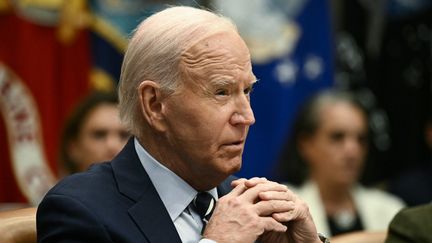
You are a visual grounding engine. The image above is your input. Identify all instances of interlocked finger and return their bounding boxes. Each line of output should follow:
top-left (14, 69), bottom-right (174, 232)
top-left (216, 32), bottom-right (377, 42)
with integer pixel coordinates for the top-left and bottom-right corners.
top-left (231, 177), bottom-right (268, 188)
top-left (260, 216), bottom-right (288, 233)
top-left (272, 198), bottom-right (311, 223)
top-left (255, 199), bottom-right (295, 217)
top-left (240, 181), bottom-right (289, 203)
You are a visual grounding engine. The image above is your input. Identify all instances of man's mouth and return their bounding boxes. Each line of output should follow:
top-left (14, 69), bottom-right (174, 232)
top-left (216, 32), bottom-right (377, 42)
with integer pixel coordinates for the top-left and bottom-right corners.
top-left (231, 140), bottom-right (244, 146)
top-left (221, 140), bottom-right (245, 150)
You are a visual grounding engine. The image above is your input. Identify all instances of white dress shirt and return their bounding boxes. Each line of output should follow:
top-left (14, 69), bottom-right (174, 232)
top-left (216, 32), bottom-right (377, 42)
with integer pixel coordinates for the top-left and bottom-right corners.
top-left (134, 138), bottom-right (218, 243)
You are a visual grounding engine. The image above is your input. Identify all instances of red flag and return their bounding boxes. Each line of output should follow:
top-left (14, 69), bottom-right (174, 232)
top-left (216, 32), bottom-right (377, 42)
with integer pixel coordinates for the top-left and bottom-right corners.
top-left (0, 11), bottom-right (91, 204)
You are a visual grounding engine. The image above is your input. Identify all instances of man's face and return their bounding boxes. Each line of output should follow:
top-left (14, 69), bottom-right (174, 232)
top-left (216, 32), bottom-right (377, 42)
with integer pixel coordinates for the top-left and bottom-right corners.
top-left (161, 31), bottom-right (256, 189)
top-left (69, 104), bottom-right (130, 172)
top-left (300, 102), bottom-right (368, 187)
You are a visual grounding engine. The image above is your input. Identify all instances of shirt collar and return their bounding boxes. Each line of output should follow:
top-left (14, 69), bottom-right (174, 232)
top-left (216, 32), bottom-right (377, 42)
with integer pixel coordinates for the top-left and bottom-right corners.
top-left (134, 138), bottom-right (218, 221)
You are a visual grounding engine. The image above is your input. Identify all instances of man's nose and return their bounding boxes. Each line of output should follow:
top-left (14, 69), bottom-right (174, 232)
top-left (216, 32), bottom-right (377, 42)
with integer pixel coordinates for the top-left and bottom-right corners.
top-left (230, 95), bottom-right (255, 126)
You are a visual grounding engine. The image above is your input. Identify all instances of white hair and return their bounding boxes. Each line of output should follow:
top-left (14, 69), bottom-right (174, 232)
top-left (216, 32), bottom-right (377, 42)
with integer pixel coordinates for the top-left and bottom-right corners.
top-left (118, 6), bottom-right (238, 137)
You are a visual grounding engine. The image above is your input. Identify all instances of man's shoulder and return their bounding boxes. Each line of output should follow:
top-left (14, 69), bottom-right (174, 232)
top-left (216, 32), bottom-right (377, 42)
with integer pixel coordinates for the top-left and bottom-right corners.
top-left (47, 162), bottom-right (115, 197)
top-left (39, 162), bottom-right (128, 223)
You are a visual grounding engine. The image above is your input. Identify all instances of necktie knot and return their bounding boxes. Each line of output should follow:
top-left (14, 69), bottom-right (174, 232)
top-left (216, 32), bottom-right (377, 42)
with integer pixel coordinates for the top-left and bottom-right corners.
top-left (192, 192), bottom-right (216, 227)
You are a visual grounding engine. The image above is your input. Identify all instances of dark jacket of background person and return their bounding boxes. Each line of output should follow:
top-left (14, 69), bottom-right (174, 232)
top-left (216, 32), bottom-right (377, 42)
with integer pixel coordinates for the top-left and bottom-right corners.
top-left (385, 204), bottom-right (432, 243)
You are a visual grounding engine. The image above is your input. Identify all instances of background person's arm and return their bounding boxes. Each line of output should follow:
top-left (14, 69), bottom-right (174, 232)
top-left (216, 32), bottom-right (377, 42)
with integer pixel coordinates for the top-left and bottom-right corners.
top-left (331, 230), bottom-right (387, 243)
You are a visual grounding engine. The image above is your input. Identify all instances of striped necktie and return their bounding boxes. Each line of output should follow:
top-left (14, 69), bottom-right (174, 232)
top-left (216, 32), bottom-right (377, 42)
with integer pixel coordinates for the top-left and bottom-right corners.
top-left (192, 192), bottom-right (216, 233)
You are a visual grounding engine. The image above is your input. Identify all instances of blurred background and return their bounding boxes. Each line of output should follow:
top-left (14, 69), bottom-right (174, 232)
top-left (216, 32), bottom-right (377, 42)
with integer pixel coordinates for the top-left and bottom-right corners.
top-left (0, 0), bottom-right (431, 207)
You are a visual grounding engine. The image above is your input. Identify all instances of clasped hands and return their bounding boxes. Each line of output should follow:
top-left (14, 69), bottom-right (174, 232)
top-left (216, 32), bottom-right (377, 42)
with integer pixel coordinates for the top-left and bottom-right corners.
top-left (203, 178), bottom-right (321, 243)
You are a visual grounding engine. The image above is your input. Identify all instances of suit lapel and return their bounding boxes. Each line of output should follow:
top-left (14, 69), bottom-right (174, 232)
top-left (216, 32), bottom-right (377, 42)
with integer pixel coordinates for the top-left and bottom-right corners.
top-left (128, 190), bottom-right (182, 243)
top-left (111, 138), bottom-right (182, 243)
top-left (217, 175), bottom-right (236, 197)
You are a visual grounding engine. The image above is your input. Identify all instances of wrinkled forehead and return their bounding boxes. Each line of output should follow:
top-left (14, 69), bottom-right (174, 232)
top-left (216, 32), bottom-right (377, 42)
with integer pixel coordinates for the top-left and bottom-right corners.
top-left (180, 31), bottom-right (255, 84)
top-left (187, 32), bottom-right (249, 57)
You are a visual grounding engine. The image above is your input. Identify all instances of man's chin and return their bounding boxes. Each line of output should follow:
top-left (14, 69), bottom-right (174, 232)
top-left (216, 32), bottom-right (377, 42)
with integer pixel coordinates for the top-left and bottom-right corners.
top-left (224, 157), bottom-right (242, 174)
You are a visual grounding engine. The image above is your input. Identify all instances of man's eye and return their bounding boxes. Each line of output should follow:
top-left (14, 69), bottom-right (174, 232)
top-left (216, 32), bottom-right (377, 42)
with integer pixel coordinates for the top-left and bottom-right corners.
top-left (216, 89), bottom-right (228, 96)
top-left (244, 86), bottom-right (254, 95)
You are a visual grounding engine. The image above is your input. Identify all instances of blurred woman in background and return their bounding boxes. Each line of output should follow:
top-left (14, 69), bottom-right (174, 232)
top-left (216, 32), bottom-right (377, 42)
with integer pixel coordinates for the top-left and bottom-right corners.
top-left (277, 89), bottom-right (405, 237)
top-left (59, 91), bottom-right (130, 176)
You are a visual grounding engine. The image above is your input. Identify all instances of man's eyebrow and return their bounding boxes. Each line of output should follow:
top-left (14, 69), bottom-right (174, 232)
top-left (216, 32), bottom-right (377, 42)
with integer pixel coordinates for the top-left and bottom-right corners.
top-left (209, 78), bottom-right (259, 87)
top-left (210, 79), bottom-right (234, 86)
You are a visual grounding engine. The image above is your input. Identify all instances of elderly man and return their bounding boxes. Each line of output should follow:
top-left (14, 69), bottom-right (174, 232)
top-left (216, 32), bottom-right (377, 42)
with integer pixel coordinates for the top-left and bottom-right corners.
top-left (37, 6), bottom-right (324, 243)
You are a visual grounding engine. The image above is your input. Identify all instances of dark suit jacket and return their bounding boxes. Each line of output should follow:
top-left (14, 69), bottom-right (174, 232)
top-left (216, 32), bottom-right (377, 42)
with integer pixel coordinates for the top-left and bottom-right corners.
top-left (385, 204), bottom-right (432, 243)
top-left (37, 138), bottom-right (235, 242)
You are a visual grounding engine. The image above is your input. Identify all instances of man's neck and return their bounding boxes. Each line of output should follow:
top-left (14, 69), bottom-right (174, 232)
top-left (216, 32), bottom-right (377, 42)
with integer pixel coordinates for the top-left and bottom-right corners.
top-left (135, 135), bottom-right (223, 191)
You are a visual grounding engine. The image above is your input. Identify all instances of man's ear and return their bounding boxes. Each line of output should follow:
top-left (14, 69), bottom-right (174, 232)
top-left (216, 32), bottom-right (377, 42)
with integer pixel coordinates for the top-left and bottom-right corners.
top-left (138, 80), bottom-right (167, 132)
